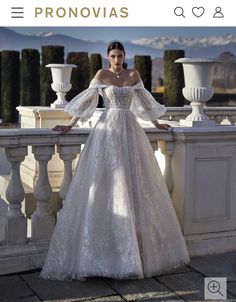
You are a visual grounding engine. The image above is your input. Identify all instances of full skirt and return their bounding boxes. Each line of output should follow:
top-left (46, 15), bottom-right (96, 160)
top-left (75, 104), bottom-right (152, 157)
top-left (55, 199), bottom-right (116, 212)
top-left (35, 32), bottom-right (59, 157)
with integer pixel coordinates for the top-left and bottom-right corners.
top-left (40, 109), bottom-right (190, 280)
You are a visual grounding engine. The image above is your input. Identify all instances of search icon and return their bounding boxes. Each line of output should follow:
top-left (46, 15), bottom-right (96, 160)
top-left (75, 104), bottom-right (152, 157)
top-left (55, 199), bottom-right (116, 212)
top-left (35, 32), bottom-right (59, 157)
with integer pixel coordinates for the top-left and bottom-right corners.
top-left (174, 6), bottom-right (185, 18)
top-left (207, 280), bottom-right (224, 296)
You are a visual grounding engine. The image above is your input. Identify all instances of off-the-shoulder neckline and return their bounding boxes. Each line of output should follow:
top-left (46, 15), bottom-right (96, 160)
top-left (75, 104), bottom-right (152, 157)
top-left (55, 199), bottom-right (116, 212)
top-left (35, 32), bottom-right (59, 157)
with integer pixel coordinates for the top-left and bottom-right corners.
top-left (91, 78), bottom-right (143, 88)
top-left (105, 85), bottom-right (133, 88)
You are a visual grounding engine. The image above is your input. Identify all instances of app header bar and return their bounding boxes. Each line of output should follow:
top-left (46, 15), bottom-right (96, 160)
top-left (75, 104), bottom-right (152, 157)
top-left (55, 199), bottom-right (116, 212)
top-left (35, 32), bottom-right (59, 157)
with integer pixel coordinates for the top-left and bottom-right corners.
top-left (1, 0), bottom-right (234, 26)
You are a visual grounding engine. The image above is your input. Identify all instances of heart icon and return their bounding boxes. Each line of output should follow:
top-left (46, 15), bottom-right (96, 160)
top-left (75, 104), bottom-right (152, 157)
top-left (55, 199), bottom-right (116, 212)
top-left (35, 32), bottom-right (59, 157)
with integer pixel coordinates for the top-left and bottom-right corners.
top-left (192, 7), bottom-right (205, 17)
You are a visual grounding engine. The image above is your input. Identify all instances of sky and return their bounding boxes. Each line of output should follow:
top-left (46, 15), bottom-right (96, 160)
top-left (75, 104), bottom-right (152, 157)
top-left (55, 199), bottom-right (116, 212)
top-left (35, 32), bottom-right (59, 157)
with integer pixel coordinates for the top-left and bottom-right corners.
top-left (8, 27), bottom-right (236, 41)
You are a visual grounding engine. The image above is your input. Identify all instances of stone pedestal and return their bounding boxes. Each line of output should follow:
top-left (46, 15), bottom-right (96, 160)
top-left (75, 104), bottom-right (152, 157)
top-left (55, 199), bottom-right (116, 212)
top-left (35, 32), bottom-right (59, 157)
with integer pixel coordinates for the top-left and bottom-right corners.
top-left (172, 126), bottom-right (236, 256)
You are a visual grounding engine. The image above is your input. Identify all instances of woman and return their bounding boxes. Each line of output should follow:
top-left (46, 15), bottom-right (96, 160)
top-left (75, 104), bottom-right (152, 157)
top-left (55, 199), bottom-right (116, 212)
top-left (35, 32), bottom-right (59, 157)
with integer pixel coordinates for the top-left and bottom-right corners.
top-left (40, 41), bottom-right (190, 281)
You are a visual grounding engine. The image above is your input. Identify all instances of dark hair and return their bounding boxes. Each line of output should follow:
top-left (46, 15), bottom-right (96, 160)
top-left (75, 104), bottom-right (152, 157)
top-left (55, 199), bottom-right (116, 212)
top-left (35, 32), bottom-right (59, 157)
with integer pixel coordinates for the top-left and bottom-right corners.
top-left (107, 41), bottom-right (126, 56)
top-left (107, 41), bottom-right (126, 68)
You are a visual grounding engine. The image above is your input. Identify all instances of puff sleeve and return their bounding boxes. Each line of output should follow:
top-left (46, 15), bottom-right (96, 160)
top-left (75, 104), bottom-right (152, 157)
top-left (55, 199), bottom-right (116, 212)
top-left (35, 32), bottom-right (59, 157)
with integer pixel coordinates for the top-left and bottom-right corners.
top-left (64, 79), bottom-right (101, 122)
top-left (130, 81), bottom-right (167, 121)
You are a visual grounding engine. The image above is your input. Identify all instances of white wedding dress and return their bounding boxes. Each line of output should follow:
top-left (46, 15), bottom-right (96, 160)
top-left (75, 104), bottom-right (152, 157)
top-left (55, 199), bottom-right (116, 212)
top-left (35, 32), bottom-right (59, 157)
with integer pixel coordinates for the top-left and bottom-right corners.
top-left (40, 79), bottom-right (190, 280)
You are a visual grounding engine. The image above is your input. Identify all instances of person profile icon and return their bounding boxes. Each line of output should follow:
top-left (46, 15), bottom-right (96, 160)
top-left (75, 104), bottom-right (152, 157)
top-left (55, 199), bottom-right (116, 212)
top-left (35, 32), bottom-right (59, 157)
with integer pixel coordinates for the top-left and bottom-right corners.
top-left (213, 7), bottom-right (224, 18)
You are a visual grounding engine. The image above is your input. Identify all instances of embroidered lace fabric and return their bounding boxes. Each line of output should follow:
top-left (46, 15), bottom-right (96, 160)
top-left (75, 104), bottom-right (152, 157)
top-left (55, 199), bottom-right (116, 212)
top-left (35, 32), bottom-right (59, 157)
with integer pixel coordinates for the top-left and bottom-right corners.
top-left (40, 79), bottom-right (190, 280)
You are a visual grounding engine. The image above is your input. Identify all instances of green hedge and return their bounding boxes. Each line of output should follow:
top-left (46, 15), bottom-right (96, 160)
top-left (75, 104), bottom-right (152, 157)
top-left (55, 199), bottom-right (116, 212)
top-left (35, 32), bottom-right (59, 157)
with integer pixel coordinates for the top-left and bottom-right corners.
top-left (163, 50), bottom-right (185, 106)
top-left (134, 55), bottom-right (152, 92)
top-left (0, 52), bottom-right (1, 119)
top-left (89, 53), bottom-right (102, 80)
top-left (1, 51), bottom-right (20, 123)
top-left (66, 52), bottom-right (90, 100)
top-left (21, 49), bottom-right (40, 106)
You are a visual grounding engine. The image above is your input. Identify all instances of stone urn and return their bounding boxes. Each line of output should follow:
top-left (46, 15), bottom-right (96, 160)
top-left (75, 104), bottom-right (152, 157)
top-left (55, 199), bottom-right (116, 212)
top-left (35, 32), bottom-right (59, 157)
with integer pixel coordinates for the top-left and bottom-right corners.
top-left (46, 64), bottom-right (77, 108)
top-left (175, 58), bottom-right (221, 127)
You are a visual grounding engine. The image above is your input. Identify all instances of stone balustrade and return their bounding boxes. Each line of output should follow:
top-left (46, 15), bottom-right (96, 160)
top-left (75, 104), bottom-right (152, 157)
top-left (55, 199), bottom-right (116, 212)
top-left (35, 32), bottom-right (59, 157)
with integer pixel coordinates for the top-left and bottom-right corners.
top-left (0, 127), bottom-right (173, 274)
top-left (1, 117), bottom-right (236, 275)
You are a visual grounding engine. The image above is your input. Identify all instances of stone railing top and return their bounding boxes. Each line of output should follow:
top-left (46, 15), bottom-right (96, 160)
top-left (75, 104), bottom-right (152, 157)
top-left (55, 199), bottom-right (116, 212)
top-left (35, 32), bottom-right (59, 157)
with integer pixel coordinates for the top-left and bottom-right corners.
top-left (17, 106), bottom-right (236, 120)
top-left (165, 106), bottom-right (236, 112)
top-left (175, 58), bottom-right (222, 64)
top-left (1, 125), bottom-right (236, 147)
top-left (0, 127), bottom-right (174, 147)
top-left (81, 106), bottom-right (236, 121)
top-left (174, 125), bottom-right (236, 133)
top-left (173, 125), bottom-right (236, 142)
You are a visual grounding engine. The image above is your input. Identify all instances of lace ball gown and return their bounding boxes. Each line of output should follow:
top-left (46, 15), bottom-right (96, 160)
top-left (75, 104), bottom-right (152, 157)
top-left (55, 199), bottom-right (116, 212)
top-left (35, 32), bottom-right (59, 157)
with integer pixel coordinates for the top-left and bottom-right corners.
top-left (40, 79), bottom-right (190, 280)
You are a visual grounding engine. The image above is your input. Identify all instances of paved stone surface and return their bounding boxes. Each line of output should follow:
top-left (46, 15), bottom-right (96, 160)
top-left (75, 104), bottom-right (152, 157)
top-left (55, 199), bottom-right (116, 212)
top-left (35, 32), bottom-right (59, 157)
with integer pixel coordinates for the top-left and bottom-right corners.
top-left (106, 277), bottom-right (182, 301)
top-left (189, 250), bottom-right (236, 281)
top-left (136, 297), bottom-right (184, 302)
top-left (2, 297), bottom-right (40, 302)
top-left (228, 281), bottom-right (236, 296)
top-left (157, 271), bottom-right (208, 301)
top-left (0, 275), bottom-right (34, 300)
top-left (86, 296), bottom-right (125, 301)
top-left (1, 250), bottom-right (236, 302)
top-left (21, 271), bottom-right (116, 301)
top-left (157, 270), bottom-right (236, 301)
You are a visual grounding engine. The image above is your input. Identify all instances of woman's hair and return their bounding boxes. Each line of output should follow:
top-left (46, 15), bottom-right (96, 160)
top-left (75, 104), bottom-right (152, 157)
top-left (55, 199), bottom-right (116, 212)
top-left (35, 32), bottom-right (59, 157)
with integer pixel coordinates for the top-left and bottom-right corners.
top-left (107, 41), bottom-right (126, 56)
top-left (107, 41), bottom-right (126, 68)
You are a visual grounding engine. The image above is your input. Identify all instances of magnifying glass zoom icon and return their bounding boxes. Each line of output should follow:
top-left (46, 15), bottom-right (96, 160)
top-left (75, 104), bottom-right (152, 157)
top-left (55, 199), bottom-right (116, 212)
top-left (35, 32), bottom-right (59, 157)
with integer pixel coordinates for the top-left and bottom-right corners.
top-left (207, 280), bottom-right (224, 296)
top-left (174, 7), bottom-right (185, 18)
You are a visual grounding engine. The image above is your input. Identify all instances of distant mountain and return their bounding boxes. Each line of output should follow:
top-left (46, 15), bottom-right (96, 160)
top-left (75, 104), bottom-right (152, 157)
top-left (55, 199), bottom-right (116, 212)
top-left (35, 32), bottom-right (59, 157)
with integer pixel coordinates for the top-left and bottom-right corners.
top-left (131, 34), bottom-right (236, 58)
top-left (2, 27), bottom-right (236, 60)
top-left (0, 28), bottom-right (160, 58)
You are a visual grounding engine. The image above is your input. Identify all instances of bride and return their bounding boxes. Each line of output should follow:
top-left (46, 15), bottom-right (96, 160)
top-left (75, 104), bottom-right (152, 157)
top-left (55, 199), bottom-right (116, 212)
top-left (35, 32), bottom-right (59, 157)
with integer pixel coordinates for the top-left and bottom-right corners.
top-left (40, 41), bottom-right (190, 281)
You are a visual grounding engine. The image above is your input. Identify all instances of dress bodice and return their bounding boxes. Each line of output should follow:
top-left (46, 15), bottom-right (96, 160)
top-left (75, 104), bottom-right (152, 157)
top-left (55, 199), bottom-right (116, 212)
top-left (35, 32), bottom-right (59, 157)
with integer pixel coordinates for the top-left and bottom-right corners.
top-left (64, 79), bottom-right (167, 123)
top-left (102, 86), bottom-right (132, 110)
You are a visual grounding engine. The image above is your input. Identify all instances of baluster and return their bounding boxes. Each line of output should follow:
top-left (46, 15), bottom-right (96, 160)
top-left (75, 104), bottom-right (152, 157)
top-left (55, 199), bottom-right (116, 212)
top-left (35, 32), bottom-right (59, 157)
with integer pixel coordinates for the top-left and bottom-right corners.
top-left (215, 115), bottom-right (223, 125)
top-left (232, 117), bottom-right (236, 126)
top-left (31, 145), bottom-right (55, 242)
top-left (57, 145), bottom-right (81, 200)
top-left (150, 141), bottom-right (158, 151)
top-left (159, 141), bottom-right (174, 193)
top-left (4, 146), bottom-right (27, 245)
top-left (220, 116), bottom-right (231, 125)
top-left (227, 116), bottom-right (236, 125)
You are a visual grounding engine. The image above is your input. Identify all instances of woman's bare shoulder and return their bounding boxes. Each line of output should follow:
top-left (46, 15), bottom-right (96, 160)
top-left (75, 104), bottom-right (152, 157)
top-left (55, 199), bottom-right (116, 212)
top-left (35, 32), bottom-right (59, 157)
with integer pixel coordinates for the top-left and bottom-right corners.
top-left (126, 69), bottom-right (141, 83)
top-left (94, 69), bottom-right (109, 81)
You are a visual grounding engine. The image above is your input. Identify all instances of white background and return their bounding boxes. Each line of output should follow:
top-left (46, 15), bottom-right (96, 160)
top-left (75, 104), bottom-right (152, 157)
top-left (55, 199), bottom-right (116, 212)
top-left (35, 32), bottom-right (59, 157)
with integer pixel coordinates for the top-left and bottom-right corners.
top-left (1, 0), bottom-right (234, 27)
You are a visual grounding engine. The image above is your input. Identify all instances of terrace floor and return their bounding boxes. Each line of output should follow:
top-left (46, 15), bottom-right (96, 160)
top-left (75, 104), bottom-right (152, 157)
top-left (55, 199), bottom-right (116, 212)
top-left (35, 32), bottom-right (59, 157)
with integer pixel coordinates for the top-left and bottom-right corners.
top-left (1, 250), bottom-right (236, 301)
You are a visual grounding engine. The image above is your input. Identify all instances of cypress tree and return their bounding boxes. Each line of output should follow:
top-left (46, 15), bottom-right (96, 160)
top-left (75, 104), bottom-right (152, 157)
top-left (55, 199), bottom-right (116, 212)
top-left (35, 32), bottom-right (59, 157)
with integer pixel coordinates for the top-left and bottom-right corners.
top-left (89, 53), bottom-right (102, 80)
top-left (89, 53), bottom-right (105, 107)
top-left (163, 50), bottom-right (185, 106)
top-left (66, 52), bottom-right (90, 100)
top-left (1, 51), bottom-right (20, 124)
top-left (0, 52), bottom-right (1, 119)
top-left (41, 45), bottom-right (64, 106)
top-left (134, 55), bottom-right (152, 92)
top-left (21, 49), bottom-right (40, 106)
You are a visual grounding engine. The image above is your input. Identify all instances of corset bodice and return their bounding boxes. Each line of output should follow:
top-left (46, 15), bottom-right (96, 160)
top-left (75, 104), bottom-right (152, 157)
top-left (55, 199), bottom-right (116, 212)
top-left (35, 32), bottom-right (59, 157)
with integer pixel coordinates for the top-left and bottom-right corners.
top-left (102, 86), bottom-right (132, 110)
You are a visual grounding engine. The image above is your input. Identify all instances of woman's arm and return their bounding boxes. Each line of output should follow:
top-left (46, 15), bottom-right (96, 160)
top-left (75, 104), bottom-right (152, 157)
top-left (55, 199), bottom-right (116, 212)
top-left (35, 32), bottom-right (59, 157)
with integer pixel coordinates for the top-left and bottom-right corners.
top-left (152, 120), bottom-right (171, 130)
top-left (132, 70), bottom-right (170, 130)
top-left (68, 116), bottom-right (80, 126)
top-left (52, 116), bottom-right (80, 134)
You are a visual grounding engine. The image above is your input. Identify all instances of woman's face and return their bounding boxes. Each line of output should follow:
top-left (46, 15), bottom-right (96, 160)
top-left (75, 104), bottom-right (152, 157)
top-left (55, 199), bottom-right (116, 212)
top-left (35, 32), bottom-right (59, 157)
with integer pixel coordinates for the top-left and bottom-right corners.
top-left (107, 49), bottom-right (125, 70)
